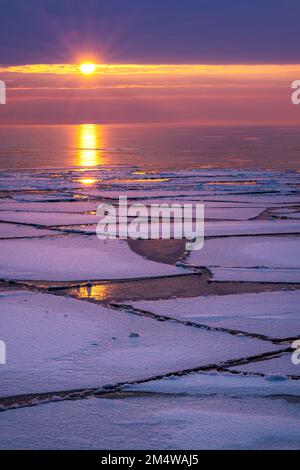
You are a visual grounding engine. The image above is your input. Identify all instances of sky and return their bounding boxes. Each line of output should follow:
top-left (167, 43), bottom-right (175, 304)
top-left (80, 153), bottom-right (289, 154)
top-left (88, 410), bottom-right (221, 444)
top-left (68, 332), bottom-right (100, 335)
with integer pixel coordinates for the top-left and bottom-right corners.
top-left (0, 0), bottom-right (300, 124)
top-left (1, 0), bottom-right (300, 65)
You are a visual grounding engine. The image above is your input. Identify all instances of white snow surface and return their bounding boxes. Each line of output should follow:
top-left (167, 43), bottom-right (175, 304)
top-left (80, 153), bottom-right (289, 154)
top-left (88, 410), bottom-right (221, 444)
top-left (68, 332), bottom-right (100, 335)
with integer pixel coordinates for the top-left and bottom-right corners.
top-left (210, 267), bottom-right (300, 283)
top-left (0, 236), bottom-right (187, 281)
top-left (0, 201), bottom-right (100, 213)
top-left (0, 223), bottom-right (60, 239)
top-left (0, 167), bottom-right (300, 450)
top-left (121, 371), bottom-right (300, 397)
top-left (204, 219), bottom-right (300, 236)
top-left (0, 211), bottom-right (101, 226)
top-left (189, 235), bottom-right (300, 269)
top-left (129, 290), bottom-right (300, 339)
top-left (1, 380), bottom-right (300, 449)
top-left (229, 353), bottom-right (300, 377)
top-left (0, 290), bottom-right (283, 397)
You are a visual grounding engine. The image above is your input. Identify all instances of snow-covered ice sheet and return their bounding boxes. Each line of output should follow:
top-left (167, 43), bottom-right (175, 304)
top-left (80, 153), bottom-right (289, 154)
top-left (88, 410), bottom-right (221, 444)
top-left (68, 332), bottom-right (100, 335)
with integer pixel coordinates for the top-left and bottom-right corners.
top-left (195, 206), bottom-right (265, 220)
top-left (1, 381), bottom-right (300, 449)
top-left (272, 209), bottom-right (300, 220)
top-left (76, 189), bottom-right (206, 199)
top-left (189, 235), bottom-right (300, 269)
top-left (1, 212), bottom-right (300, 240)
top-left (0, 201), bottom-right (101, 213)
top-left (0, 199), bottom-right (268, 212)
top-left (137, 206), bottom-right (265, 221)
top-left (200, 195), bottom-right (300, 205)
top-left (119, 205), bottom-right (265, 221)
top-left (0, 291), bottom-right (283, 397)
top-left (210, 267), bottom-right (300, 283)
top-left (48, 219), bottom-right (300, 241)
top-left (0, 211), bottom-right (101, 226)
top-left (121, 371), bottom-right (300, 397)
top-left (0, 223), bottom-right (60, 239)
top-left (205, 220), bottom-right (300, 237)
top-left (141, 199), bottom-right (271, 208)
top-left (0, 168), bottom-right (299, 450)
top-left (129, 291), bottom-right (300, 339)
top-left (229, 353), bottom-right (300, 377)
top-left (11, 193), bottom-right (76, 202)
top-left (0, 236), bottom-right (187, 281)
top-left (272, 208), bottom-right (300, 215)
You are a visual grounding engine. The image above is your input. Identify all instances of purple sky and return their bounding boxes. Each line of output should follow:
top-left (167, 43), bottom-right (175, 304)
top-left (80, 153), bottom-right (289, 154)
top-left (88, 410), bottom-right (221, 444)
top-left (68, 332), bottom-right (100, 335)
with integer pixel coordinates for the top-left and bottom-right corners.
top-left (1, 0), bottom-right (300, 65)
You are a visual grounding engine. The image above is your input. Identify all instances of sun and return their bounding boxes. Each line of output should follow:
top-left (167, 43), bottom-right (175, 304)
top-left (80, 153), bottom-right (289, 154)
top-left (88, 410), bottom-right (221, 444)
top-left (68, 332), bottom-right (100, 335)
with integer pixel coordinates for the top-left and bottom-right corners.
top-left (79, 62), bottom-right (96, 74)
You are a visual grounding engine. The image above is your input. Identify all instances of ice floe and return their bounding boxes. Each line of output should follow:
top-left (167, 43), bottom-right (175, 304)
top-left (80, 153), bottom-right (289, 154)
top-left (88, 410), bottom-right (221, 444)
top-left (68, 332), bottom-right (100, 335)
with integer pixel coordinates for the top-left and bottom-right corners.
top-left (209, 267), bottom-right (300, 283)
top-left (0, 201), bottom-right (100, 213)
top-left (0, 211), bottom-right (101, 226)
top-left (204, 220), bottom-right (300, 237)
top-left (189, 235), bottom-right (300, 269)
top-left (1, 378), bottom-right (300, 449)
top-left (228, 353), bottom-right (300, 377)
top-left (120, 370), bottom-right (300, 396)
top-left (0, 291), bottom-right (283, 396)
top-left (0, 236), bottom-right (188, 281)
top-left (0, 223), bottom-right (60, 239)
top-left (128, 291), bottom-right (300, 339)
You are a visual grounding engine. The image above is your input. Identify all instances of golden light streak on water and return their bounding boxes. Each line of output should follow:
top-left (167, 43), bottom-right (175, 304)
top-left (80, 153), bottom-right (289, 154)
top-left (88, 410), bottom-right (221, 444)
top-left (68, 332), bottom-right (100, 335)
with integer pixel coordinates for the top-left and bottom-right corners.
top-left (77, 124), bottom-right (104, 167)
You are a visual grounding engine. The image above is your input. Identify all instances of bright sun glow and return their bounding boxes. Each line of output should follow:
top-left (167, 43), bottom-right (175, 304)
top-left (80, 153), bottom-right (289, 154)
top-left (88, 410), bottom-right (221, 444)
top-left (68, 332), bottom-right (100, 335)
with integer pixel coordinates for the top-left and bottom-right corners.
top-left (78, 178), bottom-right (97, 185)
top-left (79, 63), bottom-right (96, 74)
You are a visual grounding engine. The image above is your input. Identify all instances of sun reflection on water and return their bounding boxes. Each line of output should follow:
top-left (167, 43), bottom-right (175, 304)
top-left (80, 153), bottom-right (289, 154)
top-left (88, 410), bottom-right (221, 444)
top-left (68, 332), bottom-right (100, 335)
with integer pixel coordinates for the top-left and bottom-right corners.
top-left (77, 124), bottom-right (105, 167)
top-left (77, 178), bottom-right (98, 185)
top-left (72, 284), bottom-right (112, 301)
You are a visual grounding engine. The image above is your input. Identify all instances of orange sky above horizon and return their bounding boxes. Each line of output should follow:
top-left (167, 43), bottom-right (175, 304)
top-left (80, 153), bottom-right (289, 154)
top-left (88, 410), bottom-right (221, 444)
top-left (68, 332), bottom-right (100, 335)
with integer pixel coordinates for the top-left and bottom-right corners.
top-left (0, 63), bottom-right (300, 125)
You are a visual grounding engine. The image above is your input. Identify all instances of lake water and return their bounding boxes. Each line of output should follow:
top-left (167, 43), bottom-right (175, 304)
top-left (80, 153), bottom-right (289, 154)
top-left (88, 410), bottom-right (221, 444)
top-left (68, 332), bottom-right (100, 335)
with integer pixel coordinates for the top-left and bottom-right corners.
top-left (0, 123), bottom-right (299, 171)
